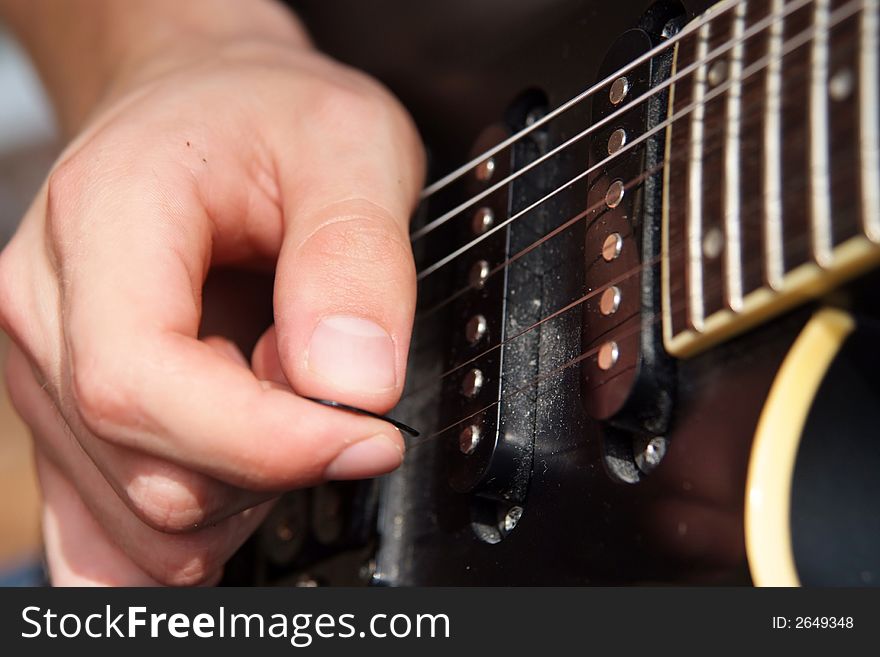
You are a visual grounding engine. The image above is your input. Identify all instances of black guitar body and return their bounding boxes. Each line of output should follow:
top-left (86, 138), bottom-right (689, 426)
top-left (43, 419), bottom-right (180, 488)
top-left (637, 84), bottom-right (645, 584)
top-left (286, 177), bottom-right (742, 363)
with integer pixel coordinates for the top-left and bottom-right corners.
top-left (238, 0), bottom-right (880, 586)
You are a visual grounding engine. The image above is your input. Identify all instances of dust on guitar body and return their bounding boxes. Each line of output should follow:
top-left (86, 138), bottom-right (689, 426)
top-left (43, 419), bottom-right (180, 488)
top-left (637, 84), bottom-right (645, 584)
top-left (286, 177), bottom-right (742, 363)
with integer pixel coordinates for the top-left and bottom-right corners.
top-left (441, 102), bottom-right (551, 541)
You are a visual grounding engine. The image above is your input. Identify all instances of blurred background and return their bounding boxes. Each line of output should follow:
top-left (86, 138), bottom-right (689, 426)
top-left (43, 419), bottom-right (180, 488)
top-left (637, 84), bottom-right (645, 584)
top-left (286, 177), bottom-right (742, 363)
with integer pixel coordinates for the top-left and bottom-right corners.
top-left (0, 25), bottom-right (58, 585)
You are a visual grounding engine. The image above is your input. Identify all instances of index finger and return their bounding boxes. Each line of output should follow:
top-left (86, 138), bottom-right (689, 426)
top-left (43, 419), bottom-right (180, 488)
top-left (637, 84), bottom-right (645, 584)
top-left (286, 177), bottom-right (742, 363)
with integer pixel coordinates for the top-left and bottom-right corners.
top-left (53, 151), bottom-right (404, 491)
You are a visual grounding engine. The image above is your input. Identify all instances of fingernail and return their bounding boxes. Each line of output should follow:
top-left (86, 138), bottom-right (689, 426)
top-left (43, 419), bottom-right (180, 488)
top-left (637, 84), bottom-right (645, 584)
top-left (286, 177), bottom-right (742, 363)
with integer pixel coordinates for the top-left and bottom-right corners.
top-left (324, 434), bottom-right (404, 480)
top-left (307, 315), bottom-right (396, 392)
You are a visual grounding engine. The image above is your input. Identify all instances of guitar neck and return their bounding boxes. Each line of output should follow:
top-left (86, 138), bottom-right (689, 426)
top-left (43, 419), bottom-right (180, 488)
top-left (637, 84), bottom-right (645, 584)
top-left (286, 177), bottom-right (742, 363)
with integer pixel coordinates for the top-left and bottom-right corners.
top-left (662, 0), bottom-right (880, 357)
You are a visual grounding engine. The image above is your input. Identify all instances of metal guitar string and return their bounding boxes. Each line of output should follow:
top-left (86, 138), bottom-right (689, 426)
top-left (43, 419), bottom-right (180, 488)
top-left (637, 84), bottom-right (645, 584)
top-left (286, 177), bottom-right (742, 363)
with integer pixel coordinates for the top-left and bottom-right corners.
top-left (393, 8), bottom-right (864, 439)
top-left (401, 173), bottom-right (663, 405)
top-left (406, 220), bottom-right (833, 451)
top-left (411, 0), bottom-right (814, 243)
top-left (412, 0), bottom-right (837, 281)
top-left (414, 166), bottom-right (660, 322)
top-left (403, 174), bottom-right (816, 413)
top-left (412, 0), bottom-right (857, 328)
top-left (417, 0), bottom-right (742, 203)
top-left (401, 6), bottom-right (862, 408)
top-left (311, 2), bottom-right (861, 437)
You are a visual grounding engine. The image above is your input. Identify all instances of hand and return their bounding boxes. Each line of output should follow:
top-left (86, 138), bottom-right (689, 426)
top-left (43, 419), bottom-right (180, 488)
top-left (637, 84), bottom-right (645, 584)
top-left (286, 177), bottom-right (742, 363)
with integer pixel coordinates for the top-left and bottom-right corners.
top-left (0, 18), bottom-right (425, 585)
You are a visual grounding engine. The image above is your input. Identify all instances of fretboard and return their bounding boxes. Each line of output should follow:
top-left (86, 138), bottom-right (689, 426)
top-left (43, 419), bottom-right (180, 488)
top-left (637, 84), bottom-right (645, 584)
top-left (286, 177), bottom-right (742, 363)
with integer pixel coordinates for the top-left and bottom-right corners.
top-left (662, 0), bottom-right (880, 357)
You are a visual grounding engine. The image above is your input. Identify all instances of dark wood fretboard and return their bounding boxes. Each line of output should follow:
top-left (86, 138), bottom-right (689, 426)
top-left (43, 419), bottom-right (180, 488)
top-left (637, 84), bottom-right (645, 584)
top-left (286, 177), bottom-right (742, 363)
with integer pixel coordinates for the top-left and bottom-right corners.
top-left (662, 0), bottom-right (879, 357)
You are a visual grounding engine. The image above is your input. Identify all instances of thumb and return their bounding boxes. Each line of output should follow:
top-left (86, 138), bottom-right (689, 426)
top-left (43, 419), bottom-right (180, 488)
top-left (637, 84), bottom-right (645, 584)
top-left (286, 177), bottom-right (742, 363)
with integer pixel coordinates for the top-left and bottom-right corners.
top-left (264, 89), bottom-right (425, 413)
top-left (270, 198), bottom-right (417, 412)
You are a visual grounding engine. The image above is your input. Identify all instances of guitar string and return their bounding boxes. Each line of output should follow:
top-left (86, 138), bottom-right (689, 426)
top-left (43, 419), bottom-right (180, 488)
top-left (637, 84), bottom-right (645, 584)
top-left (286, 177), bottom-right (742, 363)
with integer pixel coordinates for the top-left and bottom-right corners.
top-left (411, 0), bottom-right (859, 324)
top-left (399, 24), bottom-right (861, 408)
top-left (410, 0), bottom-right (815, 242)
top-left (403, 214), bottom-right (844, 452)
top-left (411, 0), bottom-right (861, 281)
top-left (417, 0), bottom-right (743, 201)
top-left (413, 166), bottom-right (660, 323)
top-left (412, 28), bottom-right (796, 326)
top-left (401, 191), bottom-right (821, 414)
top-left (397, 29), bottom-right (863, 424)
top-left (402, 89), bottom-right (763, 400)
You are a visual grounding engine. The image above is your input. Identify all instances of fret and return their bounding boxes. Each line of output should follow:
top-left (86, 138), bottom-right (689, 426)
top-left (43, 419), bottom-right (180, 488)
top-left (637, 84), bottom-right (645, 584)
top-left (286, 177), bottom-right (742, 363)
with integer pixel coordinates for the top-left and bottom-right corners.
top-left (740, 0), bottom-right (774, 297)
top-left (862, 0), bottom-right (880, 242)
top-left (664, 31), bottom-right (698, 341)
top-left (764, 0), bottom-right (786, 289)
top-left (700, 10), bottom-right (735, 320)
top-left (724, 1), bottom-right (748, 311)
top-left (809, 0), bottom-right (834, 266)
top-left (827, 0), bottom-right (864, 246)
top-left (687, 22), bottom-right (711, 331)
top-left (662, 0), bottom-right (880, 359)
top-left (779, 0), bottom-right (815, 273)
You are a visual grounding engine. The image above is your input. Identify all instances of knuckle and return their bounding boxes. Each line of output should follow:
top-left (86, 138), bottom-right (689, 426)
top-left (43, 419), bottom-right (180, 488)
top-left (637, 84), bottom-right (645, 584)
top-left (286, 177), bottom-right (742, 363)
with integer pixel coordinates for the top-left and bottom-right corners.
top-left (45, 151), bottom-right (101, 250)
top-left (293, 213), bottom-right (416, 320)
top-left (312, 81), bottom-right (390, 130)
top-left (0, 247), bottom-right (13, 315)
top-left (150, 548), bottom-right (221, 587)
top-left (70, 354), bottom-right (139, 436)
top-left (45, 155), bottom-right (86, 220)
top-left (228, 430), bottom-right (321, 492)
top-left (230, 449), bottom-right (299, 492)
top-left (3, 354), bottom-right (31, 419)
top-left (124, 469), bottom-right (212, 534)
top-left (301, 213), bottom-right (414, 283)
top-left (0, 243), bottom-right (27, 339)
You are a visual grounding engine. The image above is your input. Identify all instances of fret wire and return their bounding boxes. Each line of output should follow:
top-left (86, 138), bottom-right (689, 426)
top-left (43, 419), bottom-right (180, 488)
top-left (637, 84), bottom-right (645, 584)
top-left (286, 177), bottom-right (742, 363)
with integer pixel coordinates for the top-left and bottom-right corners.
top-left (724, 1), bottom-right (748, 312)
top-left (862, 0), bottom-right (880, 242)
top-left (413, 0), bottom-right (820, 279)
top-left (404, 146), bottom-right (861, 422)
top-left (416, 72), bottom-right (788, 333)
top-left (411, 0), bottom-right (817, 246)
top-left (406, 226), bottom-right (828, 450)
top-left (417, 0), bottom-right (745, 202)
top-left (413, 0), bottom-right (864, 309)
top-left (687, 22), bottom-right (711, 332)
top-left (810, 0), bottom-right (835, 267)
top-left (402, 4), bottom-right (872, 440)
top-left (408, 38), bottom-right (849, 403)
top-left (764, 0), bottom-right (787, 289)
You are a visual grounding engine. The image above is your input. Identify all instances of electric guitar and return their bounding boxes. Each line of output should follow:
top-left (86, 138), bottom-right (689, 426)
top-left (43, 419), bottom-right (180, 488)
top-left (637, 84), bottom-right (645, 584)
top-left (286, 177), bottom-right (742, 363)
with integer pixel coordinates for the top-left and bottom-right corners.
top-left (229, 0), bottom-right (880, 586)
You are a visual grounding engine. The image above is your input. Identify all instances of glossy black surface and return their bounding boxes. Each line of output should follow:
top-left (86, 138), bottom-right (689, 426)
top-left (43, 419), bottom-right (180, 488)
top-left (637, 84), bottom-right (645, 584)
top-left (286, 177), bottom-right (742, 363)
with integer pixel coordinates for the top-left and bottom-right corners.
top-left (261, 0), bottom-right (880, 585)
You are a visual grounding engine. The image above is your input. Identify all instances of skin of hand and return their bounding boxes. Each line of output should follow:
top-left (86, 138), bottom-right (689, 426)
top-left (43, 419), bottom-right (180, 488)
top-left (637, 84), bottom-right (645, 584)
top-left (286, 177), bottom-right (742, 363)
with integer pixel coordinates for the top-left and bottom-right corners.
top-left (0, 1), bottom-right (425, 585)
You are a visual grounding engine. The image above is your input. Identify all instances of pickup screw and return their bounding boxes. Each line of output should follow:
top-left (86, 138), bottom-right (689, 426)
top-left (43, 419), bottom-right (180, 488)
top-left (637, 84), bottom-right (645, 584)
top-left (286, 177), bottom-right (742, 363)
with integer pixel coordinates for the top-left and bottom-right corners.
top-left (459, 424), bottom-right (482, 455)
top-left (634, 436), bottom-right (668, 474)
top-left (503, 506), bottom-right (523, 532)
top-left (609, 77), bottom-right (629, 105)
top-left (602, 233), bottom-right (623, 261)
top-left (475, 157), bottom-right (496, 182)
top-left (597, 341), bottom-right (619, 370)
top-left (275, 520), bottom-right (294, 543)
top-left (469, 259), bottom-right (490, 287)
top-left (599, 286), bottom-right (621, 316)
top-left (607, 128), bottom-right (627, 155)
top-left (461, 368), bottom-right (484, 398)
top-left (605, 180), bottom-right (625, 209)
top-left (472, 207), bottom-right (495, 235)
top-left (465, 314), bottom-right (488, 344)
top-left (525, 108), bottom-right (545, 126)
top-left (359, 559), bottom-right (377, 583)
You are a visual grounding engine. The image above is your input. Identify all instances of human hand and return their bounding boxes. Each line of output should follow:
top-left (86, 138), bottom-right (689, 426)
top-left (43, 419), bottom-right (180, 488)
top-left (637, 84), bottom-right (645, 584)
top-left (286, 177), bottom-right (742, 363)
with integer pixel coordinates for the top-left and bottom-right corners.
top-left (0, 6), bottom-right (424, 586)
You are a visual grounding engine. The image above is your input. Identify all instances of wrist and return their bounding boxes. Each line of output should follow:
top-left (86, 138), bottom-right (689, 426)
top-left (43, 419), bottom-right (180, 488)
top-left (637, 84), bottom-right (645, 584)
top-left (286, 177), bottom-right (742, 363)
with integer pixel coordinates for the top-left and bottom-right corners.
top-left (2, 0), bottom-right (311, 136)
